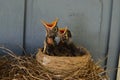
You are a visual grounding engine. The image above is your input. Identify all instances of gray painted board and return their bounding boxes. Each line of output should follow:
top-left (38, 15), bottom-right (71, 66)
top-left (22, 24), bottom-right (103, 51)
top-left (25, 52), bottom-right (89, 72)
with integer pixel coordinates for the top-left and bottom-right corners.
top-left (25, 0), bottom-right (111, 62)
top-left (0, 0), bottom-right (24, 54)
top-left (106, 0), bottom-right (120, 79)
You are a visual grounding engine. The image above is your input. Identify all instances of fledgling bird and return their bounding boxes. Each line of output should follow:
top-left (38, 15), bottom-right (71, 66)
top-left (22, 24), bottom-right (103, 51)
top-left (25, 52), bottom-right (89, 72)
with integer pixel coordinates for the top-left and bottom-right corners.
top-left (58, 27), bottom-right (85, 56)
top-left (57, 27), bottom-right (76, 56)
top-left (58, 27), bottom-right (72, 44)
top-left (41, 18), bottom-right (59, 55)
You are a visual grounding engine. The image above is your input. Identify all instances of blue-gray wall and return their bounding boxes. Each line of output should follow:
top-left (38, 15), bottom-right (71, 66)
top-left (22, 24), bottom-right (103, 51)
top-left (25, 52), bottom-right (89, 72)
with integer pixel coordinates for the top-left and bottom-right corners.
top-left (0, 0), bottom-right (120, 79)
top-left (0, 0), bottom-right (24, 54)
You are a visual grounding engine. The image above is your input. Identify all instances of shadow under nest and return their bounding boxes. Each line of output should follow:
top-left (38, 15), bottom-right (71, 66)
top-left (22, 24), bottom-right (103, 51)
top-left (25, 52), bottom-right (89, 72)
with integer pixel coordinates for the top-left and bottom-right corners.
top-left (0, 47), bottom-right (109, 80)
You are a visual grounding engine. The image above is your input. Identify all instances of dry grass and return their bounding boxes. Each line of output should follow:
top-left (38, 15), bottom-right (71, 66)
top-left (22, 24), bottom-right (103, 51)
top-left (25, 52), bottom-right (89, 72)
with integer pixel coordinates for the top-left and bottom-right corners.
top-left (0, 47), bottom-right (109, 80)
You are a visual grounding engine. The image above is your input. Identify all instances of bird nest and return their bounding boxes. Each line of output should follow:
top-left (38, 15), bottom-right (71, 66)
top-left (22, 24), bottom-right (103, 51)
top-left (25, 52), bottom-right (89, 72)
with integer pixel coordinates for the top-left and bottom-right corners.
top-left (0, 47), bottom-right (109, 80)
top-left (36, 47), bottom-right (109, 80)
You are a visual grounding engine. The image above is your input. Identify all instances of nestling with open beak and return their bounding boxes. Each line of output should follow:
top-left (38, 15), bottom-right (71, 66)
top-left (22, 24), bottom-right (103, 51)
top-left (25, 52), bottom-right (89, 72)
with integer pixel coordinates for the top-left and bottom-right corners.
top-left (58, 27), bottom-right (85, 56)
top-left (41, 18), bottom-right (58, 55)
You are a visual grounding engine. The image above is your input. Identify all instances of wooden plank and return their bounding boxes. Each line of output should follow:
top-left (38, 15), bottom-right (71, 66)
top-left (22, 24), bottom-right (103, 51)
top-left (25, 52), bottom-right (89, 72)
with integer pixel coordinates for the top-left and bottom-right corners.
top-left (0, 0), bottom-right (24, 55)
top-left (106, 0), bottom-right (120, 79)
top-left (25, 0), bottom-right (112, 62)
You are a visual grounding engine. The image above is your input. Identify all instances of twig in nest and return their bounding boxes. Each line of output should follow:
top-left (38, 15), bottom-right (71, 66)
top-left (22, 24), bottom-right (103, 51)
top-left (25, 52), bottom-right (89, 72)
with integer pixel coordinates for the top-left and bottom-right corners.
top-left (100, 67), bottom-right (120, 75)
top-left (95, 53), bottom-right (109, 65)
top-left (11, 64), bottom-right (41, 80)
top-left (17, 45), bottom-right (27, 55)
top-left (0, 46), bottom-right (20, 60)
top-left (22, 75), bottom-right (28, 80)
top-left (63, 68), bottom-right (80, 80)
top-left (45, 73), bottom-right (52, 80)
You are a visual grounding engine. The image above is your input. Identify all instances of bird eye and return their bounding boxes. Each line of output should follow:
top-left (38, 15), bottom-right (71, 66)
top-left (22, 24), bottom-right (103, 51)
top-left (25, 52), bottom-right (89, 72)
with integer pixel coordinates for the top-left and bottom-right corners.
top-left (53, 27), bottom-right (58, 32)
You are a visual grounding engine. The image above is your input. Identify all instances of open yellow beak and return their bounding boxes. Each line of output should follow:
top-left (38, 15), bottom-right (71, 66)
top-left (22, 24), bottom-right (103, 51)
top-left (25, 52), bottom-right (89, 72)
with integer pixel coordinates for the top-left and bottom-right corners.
top-left (41, 18), bottom-right (59, 29)
top-left (59, 27), bottom-right (67, 34)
